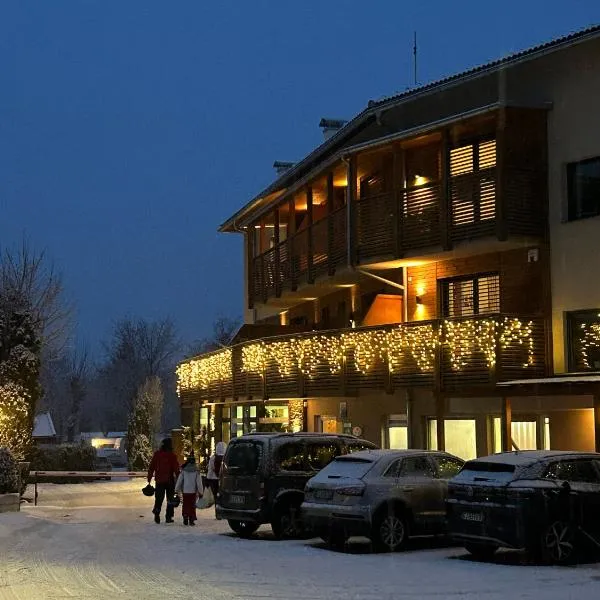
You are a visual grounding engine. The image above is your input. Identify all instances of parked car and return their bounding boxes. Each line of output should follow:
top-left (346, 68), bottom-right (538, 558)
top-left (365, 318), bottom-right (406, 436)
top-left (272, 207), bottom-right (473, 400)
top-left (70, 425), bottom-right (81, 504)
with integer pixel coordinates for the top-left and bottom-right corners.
top-left (446, 450), bottom-right (600, 564)
top-left (93, 456), bottom-right (113, 481)
top-left (302, 449), bottom-right (464, 551)
top-left (217, 433), bottom-right (377, 539)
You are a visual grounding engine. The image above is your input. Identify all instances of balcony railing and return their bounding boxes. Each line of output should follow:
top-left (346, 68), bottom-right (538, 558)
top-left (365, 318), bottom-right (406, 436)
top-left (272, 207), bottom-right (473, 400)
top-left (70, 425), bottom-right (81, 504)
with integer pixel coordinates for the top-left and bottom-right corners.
top-left (250, 165), bottom-right (544, 305)
top-left (177, 314), bottom-right (547, 402)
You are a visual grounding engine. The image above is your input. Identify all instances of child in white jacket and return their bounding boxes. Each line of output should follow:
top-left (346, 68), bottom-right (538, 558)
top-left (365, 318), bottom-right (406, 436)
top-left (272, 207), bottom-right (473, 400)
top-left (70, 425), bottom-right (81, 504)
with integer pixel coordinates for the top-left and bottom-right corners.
top-left (175, 454), bottom-right (204, 526)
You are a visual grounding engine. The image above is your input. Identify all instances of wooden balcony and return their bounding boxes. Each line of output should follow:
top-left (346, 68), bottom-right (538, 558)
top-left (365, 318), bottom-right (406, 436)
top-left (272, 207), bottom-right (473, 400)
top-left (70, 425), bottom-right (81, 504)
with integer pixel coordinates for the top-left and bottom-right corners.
top-left (250, 164), bottom-right (544, 305)
top-left (177, 314), bottom-right (548, 403)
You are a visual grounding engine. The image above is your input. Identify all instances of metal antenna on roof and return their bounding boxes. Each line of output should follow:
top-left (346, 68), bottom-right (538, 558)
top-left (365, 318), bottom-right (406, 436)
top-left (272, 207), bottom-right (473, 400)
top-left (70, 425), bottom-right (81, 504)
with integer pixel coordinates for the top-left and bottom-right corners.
top-left (413, 31), bottom-right (418, 86)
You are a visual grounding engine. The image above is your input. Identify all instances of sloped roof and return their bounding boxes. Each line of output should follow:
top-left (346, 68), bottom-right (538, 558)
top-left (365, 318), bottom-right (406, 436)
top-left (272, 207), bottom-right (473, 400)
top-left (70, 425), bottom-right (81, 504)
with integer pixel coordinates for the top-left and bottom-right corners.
top-left (33, 412), bottom-right (57, 438)
top-left (367, 24), bottom-right (600, 108)
top-left (219, 24), bottom-right (600, 232)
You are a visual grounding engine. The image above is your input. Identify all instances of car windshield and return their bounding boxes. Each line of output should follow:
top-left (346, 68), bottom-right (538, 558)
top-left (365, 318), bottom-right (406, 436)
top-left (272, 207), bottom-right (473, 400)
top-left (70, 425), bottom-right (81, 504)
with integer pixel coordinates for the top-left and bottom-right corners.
top-left (452, 460), bottom-right (517, 485)
top-left (321, 457), bottom-right (375, 479)
top-left (225, 441), bottom-right (263, 476)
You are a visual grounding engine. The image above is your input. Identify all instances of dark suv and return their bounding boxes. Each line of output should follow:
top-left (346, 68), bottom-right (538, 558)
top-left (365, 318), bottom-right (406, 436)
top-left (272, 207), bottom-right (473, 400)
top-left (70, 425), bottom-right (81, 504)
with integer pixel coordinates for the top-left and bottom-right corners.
top-left (447, 450), bottom-right (600, 564)
top-left (217, 433), bottom-right (377, 538)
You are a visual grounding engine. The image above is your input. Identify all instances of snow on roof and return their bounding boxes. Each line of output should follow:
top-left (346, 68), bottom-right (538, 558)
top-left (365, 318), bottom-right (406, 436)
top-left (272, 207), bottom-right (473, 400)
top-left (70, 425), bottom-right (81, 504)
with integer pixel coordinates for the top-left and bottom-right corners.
top-left (467, 450), bottom-right (599, 467)
top-left (33, 412), bottom-right (57, 438)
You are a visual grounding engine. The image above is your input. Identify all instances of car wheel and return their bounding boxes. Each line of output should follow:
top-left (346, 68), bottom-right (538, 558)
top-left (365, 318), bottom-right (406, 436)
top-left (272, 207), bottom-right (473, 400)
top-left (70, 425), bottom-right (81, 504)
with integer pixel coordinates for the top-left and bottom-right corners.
top-left (227, 520), bottom-right (259, 538)
top-left (464, 543), bottom-right (498, 560)
top-left (540, 520), bottom-right (576, 564)
top-left (372, 510), bottom-right (408, 552)
top-left (271, 501), bottom-right (303, 540)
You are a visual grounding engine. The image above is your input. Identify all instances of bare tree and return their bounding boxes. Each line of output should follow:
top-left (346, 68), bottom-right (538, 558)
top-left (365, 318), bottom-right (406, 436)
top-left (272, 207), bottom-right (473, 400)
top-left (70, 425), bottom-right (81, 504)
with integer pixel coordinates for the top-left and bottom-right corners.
top-left (0, 239), bottom-right (73, 354)
top-left (100, 317), bottom-right (181, 427)
top-left (187, 315), bottom-right (240, 356)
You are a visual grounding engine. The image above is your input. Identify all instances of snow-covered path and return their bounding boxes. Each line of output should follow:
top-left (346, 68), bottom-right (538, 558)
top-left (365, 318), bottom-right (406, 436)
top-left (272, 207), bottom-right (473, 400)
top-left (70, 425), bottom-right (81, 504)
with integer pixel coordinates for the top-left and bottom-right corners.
top-left (2, 480), bottom-right (600, 599)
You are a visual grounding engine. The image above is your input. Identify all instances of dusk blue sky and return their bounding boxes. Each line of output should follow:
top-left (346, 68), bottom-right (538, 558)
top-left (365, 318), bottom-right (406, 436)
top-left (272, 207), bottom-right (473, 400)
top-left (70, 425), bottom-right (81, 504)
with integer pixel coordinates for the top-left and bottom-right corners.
top-left (1, 1), bottom-right (599, 353)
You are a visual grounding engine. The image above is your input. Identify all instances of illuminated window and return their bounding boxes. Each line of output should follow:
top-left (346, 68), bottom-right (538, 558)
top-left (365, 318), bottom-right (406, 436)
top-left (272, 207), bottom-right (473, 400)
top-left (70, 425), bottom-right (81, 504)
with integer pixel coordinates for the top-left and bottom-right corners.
top-left (427, 419), bottom-right (477, 460)
top-left (450, 139), bottom-right (496, 226)
top-left (385, 414), bottom-right (408, 449)
top-left (492, 417), bottom-right (550, 452)
top-left (441, 274), bottom-right (499, 317)
top-left (567, 310), bottom-right (600, 372)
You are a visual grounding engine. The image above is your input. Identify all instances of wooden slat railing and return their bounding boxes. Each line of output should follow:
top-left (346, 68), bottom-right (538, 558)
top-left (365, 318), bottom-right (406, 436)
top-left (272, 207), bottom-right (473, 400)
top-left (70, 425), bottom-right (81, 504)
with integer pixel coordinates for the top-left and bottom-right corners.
top-left (178, 314), bottom-right (547, 402)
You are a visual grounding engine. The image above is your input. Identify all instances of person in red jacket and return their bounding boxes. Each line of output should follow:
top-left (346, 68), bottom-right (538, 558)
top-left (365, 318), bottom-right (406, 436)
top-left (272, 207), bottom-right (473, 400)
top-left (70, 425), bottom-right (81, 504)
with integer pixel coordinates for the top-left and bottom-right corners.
top-left (147, 438), bottom-right (180, 524)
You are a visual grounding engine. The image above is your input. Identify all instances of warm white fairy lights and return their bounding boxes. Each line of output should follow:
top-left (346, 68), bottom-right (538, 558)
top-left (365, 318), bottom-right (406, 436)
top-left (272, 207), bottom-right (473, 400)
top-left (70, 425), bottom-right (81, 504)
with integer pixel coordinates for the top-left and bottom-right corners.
top-left (499, 317), bottom-right (535, 368)
top-left (177, 317), bottom-right (538, 393)
top-left (579, 322), bottom-right (600, 369)
top-left (176, 349), bottom-right (232, 393)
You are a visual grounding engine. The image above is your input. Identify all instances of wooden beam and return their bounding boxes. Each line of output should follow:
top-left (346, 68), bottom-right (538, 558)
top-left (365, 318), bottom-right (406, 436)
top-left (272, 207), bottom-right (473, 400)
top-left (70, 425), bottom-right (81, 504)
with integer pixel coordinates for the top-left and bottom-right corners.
top-left (274, 208), bottom-right (281, 297)
top-left (440, 129), bottom-right (451, 251)
top-left (346, 156), bottom-right (358, 266)
top-left (501, 396), bottom-right (512, 452)
top-left (307, 187), bottom-right (314, 283)
top-left (326, 171), bottom-right (335, 276)
top-left (495, 107), bottom-right (508, 241)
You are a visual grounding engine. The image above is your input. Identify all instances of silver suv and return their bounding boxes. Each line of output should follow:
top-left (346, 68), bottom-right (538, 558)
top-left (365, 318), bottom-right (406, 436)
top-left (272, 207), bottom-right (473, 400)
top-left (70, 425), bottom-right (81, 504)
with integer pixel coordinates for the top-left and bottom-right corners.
top-left (302, 449), bottom-right (463, 551)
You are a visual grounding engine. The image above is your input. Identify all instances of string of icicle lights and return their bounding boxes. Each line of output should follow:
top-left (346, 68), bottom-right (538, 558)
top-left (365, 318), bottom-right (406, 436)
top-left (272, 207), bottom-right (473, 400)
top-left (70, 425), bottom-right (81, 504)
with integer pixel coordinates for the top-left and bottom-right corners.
top-left (177, 317), bottom-right (536, 392)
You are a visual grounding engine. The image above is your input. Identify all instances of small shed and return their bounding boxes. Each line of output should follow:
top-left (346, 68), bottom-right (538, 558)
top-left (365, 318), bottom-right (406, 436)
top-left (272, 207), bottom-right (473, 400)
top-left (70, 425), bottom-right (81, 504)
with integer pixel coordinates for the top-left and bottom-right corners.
top-left (32, 412), bottom-right (58, 444)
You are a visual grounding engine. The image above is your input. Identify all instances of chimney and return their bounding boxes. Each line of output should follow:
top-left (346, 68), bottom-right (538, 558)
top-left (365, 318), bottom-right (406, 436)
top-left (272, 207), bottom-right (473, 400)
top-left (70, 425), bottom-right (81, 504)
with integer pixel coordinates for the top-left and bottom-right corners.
top-left (319, 118), bottom-right (348, 141)
top-left (273, 161), bottom-right (295, 176)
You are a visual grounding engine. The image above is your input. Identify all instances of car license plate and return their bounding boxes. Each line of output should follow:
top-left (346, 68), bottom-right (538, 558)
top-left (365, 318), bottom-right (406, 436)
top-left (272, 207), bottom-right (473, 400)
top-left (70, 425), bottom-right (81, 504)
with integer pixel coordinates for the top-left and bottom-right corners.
top-left (461, 511), bottom-right (484, 523)
top-left (229, 494), bottom-right (245, 505)
top-left (315, 489), bottom-right (333, 500)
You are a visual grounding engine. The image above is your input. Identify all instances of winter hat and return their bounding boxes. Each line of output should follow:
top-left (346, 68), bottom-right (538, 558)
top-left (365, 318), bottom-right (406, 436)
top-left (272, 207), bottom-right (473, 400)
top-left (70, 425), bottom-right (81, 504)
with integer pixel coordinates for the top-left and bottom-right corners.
top-left (215, 441), bottom-right (227, 456)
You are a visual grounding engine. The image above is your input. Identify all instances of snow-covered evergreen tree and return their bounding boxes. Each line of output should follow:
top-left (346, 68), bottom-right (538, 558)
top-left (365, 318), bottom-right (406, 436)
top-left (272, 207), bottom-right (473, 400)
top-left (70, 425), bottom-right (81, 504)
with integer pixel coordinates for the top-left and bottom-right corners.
top-left (0, 382), bottom-right (32, 460)
top-left (126, 376), bottom-right (163, 469)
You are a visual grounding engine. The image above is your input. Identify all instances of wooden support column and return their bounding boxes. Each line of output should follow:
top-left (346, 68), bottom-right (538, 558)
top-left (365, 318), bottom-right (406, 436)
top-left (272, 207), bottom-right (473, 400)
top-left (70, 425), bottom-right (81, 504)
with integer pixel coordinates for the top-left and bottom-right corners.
top-left (440, 129), bottom-right (451, 251)
top-left (274, 208), bottom-right (281, 297)
top-left (495, 107), bottom-right (508, 241)
top-left (326, 171), bottom-right (335, 275)
top-left (346, 156), bottom-right (358, 266)
top-left (594, 391), bottom-right (600, 453)
top-left (501, 396), bottom-right (512, 452)
top-left (246, 227), bottom-right (255, 309)
top-left (392, 147), bottom-right (404, 258)
top-left (307, 187), bottom-right (314, 283)
top-left (289, 198), bottom-right (297, 291)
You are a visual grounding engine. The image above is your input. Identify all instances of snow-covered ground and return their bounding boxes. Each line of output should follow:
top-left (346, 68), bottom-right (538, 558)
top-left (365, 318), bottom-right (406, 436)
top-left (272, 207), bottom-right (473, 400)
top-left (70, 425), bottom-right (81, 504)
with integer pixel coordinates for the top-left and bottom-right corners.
top-left (1, 480), bottom-right (600, 599)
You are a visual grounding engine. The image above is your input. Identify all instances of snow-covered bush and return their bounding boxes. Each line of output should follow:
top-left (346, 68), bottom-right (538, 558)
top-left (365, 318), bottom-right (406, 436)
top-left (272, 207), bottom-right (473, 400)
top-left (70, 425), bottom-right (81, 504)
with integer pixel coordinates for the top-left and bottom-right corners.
top-left (0, 447), bottom-right (19, 494)
top-left (0, 381), bottom-right (32, 460)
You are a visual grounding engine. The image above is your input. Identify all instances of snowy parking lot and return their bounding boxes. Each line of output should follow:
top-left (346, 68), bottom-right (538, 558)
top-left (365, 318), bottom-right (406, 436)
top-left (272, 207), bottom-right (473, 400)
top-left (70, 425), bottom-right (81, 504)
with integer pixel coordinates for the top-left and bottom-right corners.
top-left (1, 480), bottom-right (600, 599)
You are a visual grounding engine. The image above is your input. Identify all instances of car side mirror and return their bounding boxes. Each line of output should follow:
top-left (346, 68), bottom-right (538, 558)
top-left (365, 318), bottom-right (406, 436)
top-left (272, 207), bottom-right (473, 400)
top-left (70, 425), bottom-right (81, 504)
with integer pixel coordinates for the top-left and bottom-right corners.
top-left (561, 480), bottom-right (571, 494)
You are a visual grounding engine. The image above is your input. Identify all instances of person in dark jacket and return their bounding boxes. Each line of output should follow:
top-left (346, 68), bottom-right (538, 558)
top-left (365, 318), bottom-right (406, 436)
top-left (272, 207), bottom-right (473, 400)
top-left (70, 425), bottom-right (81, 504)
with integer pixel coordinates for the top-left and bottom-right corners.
top-left (147, 438), bottom-right (180, 524)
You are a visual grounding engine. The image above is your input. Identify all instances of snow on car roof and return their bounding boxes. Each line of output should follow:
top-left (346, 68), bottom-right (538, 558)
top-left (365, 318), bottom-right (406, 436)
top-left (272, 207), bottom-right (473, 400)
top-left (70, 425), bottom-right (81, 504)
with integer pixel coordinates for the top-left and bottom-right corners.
top-left (336, 449), bottom-right (445, 462)
top-left (466, 450), bottom-right (600, 467)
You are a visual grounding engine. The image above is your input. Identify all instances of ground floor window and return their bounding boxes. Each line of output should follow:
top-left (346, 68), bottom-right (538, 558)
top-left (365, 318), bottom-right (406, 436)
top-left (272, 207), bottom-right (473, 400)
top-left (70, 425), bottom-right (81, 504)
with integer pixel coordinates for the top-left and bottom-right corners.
top-left (427, 419), bottom-right (477, 461)
top-left (257, 403), bottom-right (289, 433)
top-left (221, 404), bottom-right (259, 442)
top-left (315, 415), bottom-right (339, 434)
top-left (384, 414), bottom-right (408, 449)
top-left (492, 416), bottom-right (550, 452)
